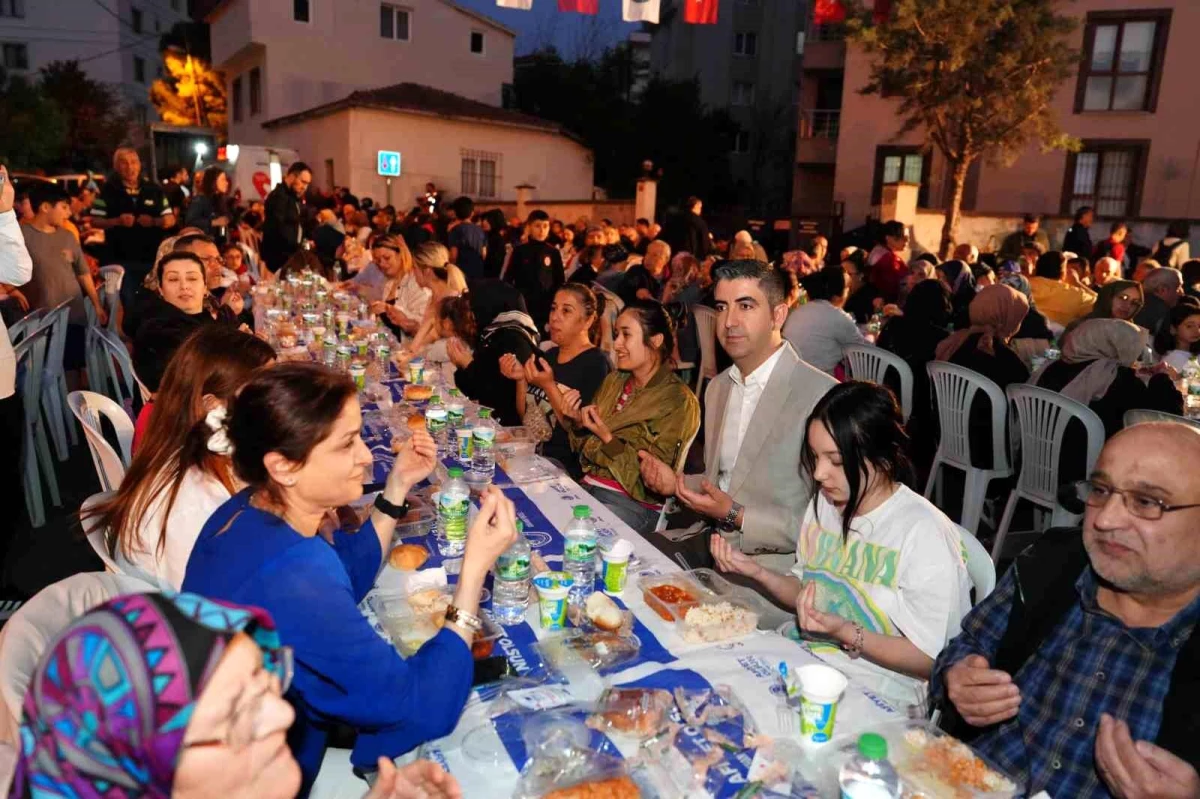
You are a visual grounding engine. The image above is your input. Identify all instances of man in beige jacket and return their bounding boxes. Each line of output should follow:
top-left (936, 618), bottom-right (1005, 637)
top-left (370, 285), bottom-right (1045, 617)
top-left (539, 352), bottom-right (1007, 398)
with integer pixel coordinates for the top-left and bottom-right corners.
top-left (639, 260), bottom-right (836, 574)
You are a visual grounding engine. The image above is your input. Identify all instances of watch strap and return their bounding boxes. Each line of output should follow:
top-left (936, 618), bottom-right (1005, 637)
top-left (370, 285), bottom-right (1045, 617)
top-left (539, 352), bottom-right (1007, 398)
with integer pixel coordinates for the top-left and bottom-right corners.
top-left (373, 493), bottom-right (410, 520)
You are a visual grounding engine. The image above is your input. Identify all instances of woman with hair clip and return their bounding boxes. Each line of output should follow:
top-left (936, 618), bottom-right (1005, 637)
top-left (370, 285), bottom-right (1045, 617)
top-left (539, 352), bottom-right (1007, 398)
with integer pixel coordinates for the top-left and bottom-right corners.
top-left (396, 241), bottom-right (468, 363)
top-left (566, 299), bottom-right (700, 533)
top-left (710, 381), bottom-right (971, 707)
top-left (498, 283), bottom-right (613, 475)
top-left (86, 325), bottom-right (275, 590)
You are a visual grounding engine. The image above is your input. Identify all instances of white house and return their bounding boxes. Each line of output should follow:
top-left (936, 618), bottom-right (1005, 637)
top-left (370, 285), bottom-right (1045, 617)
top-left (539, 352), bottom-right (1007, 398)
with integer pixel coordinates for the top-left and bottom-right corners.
top-left (206, 0), bottom-right (594, 204)
top-left (0, 0), bottom-right (190, 125)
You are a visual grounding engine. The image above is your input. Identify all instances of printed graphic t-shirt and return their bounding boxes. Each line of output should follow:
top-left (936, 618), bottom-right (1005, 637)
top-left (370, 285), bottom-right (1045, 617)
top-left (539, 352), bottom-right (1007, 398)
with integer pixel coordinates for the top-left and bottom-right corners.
top-left (789, 484), bottom-right (973, 708)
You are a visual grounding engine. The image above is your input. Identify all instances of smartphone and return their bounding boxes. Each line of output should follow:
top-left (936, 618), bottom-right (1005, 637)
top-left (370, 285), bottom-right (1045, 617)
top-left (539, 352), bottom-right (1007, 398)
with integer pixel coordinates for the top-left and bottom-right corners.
top-left (472, 655), bottom-right (515, 687)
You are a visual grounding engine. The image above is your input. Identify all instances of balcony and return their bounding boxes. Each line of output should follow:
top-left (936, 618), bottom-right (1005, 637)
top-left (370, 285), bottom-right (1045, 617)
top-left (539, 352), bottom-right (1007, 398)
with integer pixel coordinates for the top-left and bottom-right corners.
top-left (801, 23), bottom-right (846, 71)
top-left (796, 110), bottom-right (839, 164)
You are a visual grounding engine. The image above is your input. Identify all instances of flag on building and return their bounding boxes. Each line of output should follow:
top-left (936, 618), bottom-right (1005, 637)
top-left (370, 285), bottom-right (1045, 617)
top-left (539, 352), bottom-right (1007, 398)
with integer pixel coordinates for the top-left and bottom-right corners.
top-left (558, 0), bottom-right (598, 13)
top-left (497, 0), bottom-right (533, 9)
top-left (682, 0), bottom-right (717, 25)
top-left (811, 0), bottom-right (845, 24)
top-left (623, 0), bottom-right (660, 23)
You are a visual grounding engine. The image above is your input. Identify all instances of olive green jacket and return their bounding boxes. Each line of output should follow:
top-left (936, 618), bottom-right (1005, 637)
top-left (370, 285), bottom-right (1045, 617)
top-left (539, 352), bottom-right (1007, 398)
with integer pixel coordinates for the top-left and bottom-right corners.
top-left (568, 365), bottom-right (700, 503)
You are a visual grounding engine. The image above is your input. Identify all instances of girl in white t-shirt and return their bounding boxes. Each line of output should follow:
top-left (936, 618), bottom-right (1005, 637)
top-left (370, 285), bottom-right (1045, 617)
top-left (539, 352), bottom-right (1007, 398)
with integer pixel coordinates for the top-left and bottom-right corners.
top-left (83, 326), bottom-right (275, 591)
top-left (1153, 302), bottom-right (1200, 374)
top-left (711, 380), bottom-right (972, 708)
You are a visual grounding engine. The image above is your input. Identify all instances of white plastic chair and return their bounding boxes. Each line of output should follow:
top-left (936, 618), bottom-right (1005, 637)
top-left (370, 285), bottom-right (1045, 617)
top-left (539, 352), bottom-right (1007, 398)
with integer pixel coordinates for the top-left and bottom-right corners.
top-left (95, 327), bottom-right (139, 410)
top-left (39, 300), bottom-right (77, 461)
top-left (955, 524), bottom-right (996, 602)
top-left (69, 391), bottom-right (134, 493)
top-left (1124, 408), bottom-right (1200, 431)
top-left (845, 344), bottom-right (914, 422)
top-left (924, 362), bottom-right (1013, 535)
top-left (5, 309), bottom-right (39, 345)
top-left (653, 425), bottom-right (701, 534)
top-left (692, 305), bottom-right (719, 396)
top-left (993, 385), bottom-right (1105, 562)
top-left (98, 265), bottom-right (124, 333)
top-left (14, 325), bottom-right (60, 528)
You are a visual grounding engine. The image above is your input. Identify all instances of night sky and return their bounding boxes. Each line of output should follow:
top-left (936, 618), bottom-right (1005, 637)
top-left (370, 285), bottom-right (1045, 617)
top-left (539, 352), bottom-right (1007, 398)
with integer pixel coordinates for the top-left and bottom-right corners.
top-left (453, 0), bottom-right (640, 58)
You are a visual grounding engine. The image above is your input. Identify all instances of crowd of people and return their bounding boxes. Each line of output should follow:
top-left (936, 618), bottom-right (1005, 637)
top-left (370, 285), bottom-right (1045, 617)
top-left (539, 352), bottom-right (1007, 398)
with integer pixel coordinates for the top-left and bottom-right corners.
top-left (1, 143), bottom-right (1199, 799)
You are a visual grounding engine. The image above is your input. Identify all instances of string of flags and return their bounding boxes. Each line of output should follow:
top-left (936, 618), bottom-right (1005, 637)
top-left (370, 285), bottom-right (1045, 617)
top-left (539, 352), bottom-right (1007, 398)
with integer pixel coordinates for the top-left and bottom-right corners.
top-left (495, 0), bottom-right (718, 27)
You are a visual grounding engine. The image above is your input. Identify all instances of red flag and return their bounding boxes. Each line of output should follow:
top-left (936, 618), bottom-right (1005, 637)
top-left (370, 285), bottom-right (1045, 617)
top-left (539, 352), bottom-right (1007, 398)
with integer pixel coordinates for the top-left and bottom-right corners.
top-left (558, 0), bottom-right (598, 12)
top-left (683, 0), bottom-right (717, 25)
top-left (811, 0), bottom-right (845, 24)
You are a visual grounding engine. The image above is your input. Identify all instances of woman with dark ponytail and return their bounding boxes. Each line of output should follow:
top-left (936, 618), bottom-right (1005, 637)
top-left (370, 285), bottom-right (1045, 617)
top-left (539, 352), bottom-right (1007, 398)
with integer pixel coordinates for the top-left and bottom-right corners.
top-left (500, 283), bottom-right (613, 474)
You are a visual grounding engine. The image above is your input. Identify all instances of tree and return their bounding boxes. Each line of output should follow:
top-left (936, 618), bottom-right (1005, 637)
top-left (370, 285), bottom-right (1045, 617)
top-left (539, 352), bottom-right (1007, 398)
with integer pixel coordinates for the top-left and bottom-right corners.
top-left (39, 61), bottom-right (132, 172)
top-left (151, 46), bottom-right (227, 131)
top-left (0, 69), bottom-right (67, 170)
top-left (848, 0), bottom-right (1080, 257)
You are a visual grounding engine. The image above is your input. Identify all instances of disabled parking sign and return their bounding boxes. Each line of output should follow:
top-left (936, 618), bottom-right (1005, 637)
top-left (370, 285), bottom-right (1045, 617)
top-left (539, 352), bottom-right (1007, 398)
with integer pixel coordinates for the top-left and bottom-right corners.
top-left (377, 150), bottom-right (401, 177)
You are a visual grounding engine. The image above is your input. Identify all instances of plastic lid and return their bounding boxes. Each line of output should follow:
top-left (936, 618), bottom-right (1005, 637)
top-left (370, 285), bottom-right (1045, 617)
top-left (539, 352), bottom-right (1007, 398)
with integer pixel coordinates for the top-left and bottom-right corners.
top-left (448, 466), bottom-right (464, 477)
top-left (478, 408), bottom-right (492, 418)
top-left (572, 505), bottom-right (591, 519)
top-left (857, 733), bottom-right (888, 760)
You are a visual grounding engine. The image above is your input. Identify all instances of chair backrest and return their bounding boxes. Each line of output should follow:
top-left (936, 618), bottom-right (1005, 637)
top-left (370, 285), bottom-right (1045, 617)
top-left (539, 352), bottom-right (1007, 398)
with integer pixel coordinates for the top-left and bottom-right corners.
top-left (1123, 408), bottom-right (1200, 432)
top-left (845, 344), bottom-right (914, 421)
top-left (1007, 384), bottom-right (1105, 506)
top-left (69, 391), bottom-right (134, 493)
top-left (0, 570), bottom-right (154, 741)
top-left (6, 309), bottom-right (40, 345)
top-left (98, 265), bottom-right (125, 333)
top-left (96, 327), bottom-right (137, 403)
top-left (926, 361), bottom-right (1011, 472)
top-left (38, 300), bottom-right (72, 382)
top-left (956, 524), bottom-right (996, 602)
top-left (692, 305), bottom-right (719, 381)
top-left (13, 325), bottom-right (50, 411)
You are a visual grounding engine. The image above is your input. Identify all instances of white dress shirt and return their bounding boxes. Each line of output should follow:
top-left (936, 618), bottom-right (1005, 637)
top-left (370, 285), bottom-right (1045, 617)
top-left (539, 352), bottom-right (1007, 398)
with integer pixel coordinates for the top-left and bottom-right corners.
top-left (0, 210), bottom-right (33, 400)
top-left (717, 342), bottom-right (788, 491)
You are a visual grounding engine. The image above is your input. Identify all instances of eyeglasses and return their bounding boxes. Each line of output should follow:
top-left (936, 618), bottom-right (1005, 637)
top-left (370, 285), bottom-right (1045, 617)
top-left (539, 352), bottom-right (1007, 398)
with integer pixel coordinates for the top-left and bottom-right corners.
top-left (182, 646), bottom-right (293, 751)
top-left (202, 255), bottom-right (226, 267)
top-left (1072, 479), bottom-right (1200, 521)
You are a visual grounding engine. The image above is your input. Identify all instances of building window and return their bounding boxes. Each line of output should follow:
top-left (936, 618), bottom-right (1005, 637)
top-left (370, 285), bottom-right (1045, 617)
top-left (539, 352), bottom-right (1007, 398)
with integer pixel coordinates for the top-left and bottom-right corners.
top-left (1062, 140), bottom-right (1149, 218)
top-left (732, 130), bottom-right (750, 154)
top-left (249, 67), bottom-right (262, 116)
top-left (131, 6), bottom-right (143, 33)
top-left (1, 43), bottom-right (28, 70)
top-left (293, 0), bottom-right (311, 23)
top-left (479, 159), bottom-right (497, 198)
top-left (470, 30), bottom-right (484, 54)
top-left (461, 151), bottom-right (500, 198)
top-left (0, 0), bottom-right (24, 18)
top-left (133, 55), bottom-right (146, 83)
top-left (1076, 11), bottom-right (1170, 113)
top-left (733, 32), bottom-right (757, 56)
top-left (232, 75), bottom-right (243, 122)
top-left (731, 81), bottom-right (755, 106)
top-left (461, 158), bottom-right (477, 195)
top-left (871, 146), bottom-right (931, 207)
top-left (381, 4), bottom-right (411, 41)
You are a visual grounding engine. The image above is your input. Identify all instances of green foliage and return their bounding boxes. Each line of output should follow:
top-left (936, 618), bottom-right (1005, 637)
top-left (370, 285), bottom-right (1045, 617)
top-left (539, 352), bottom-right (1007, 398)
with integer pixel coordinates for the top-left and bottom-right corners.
top-left (0, 69), bottom-right (68, 170)
top-left (39, 61), bottom-right (133, 172)
top-left (512, 47), bottom-right (736, 204)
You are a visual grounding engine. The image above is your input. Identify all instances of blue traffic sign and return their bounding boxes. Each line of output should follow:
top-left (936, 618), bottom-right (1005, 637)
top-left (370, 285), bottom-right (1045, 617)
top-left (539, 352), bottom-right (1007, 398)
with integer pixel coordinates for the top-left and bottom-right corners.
top-left (377, 150), bottom-right (402, 177)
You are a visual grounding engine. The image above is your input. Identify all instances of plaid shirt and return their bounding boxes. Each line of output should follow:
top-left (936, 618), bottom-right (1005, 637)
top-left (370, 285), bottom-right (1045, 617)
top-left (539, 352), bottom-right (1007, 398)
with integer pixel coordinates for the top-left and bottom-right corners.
top-left (931, 566), bottom-right (1200, 798)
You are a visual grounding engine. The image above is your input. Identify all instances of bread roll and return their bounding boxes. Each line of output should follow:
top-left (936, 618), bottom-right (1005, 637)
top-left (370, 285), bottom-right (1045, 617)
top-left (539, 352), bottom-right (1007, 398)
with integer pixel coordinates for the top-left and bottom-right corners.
top-left (388, 543), bottom-right (429, 571)
top-left (403, 384), bottom-right (434, 401)
top-left (585, 592), bottom-right (623, 632)
top-left (407, 413), bottom-right (426, 432)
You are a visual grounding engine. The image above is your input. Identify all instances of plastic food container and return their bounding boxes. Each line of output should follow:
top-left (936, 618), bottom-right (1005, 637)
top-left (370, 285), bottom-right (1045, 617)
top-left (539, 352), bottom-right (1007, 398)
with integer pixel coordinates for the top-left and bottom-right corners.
top-left (689, 568), bottom-right (793, 631)
top-left (637, 574), bottom-right (711, 622)
top-left (368, 587), bottom-right (502, 660)
top-left (392, 497), bottom-right (436, 540)
top-left (676, 595), bottom-right (760, 644)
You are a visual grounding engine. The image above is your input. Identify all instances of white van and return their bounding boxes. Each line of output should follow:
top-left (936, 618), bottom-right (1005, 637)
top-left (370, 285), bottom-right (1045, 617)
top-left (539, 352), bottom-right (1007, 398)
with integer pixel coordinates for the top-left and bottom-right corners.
top-left (203, 145), bottom-right (301, 203)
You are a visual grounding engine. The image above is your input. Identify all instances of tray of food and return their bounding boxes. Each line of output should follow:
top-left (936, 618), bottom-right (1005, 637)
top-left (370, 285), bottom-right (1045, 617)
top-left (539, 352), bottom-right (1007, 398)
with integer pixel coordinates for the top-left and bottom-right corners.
top-left (688, 568), bottom-right (793, 631)
top-left (369, 587), bottom-right (501, 660)
top-left (637, 574), bottom-right (759, 644)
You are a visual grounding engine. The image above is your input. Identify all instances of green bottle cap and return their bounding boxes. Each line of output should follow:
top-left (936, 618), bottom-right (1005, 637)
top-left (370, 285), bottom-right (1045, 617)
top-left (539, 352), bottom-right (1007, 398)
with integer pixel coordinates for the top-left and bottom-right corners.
top-left (857, 733), bottom-right (888, 760)
top-left (448, 466), bottom-right (464, 477)
top-left (572, 505), bottom-right (591, 519)
top-left (478, 408), bottom-right (492, 418)
top-left (516, 519), bottom-right (524, 533)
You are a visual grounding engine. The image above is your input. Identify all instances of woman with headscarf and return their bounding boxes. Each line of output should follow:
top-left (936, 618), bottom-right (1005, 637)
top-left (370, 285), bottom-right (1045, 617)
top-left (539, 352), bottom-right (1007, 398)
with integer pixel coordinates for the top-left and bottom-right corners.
top-left (1032, 318), bottom-right (1183, 438)
top-left (445, 280), bottom-right (539, 425)
top-left (998, 272), bottom-right (1056, 368)
top-left (935, 259), bottom-right (976, 326)
top-left (935, 284), bottom-right (1031, 467)
top-left (9, 592), bottom-right (461, 799)
top-left (1063, 279), bottom-right (1145, 339)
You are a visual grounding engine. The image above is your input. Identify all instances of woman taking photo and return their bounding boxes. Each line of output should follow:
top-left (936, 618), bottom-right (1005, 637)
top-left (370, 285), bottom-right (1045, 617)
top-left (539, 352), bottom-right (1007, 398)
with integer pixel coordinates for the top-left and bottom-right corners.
top-left (183, 362), bottom-right (517, 794)
top-left (88, 326), bottom-right (274, 589)
top-left (567, 300), bottom-right (700, 533)
top-left (499, 284), bottom-right (612, 474)
top-left (711, 381), bottom-right (971, 708)
top-left (185, 166), bottom-right (232, 240)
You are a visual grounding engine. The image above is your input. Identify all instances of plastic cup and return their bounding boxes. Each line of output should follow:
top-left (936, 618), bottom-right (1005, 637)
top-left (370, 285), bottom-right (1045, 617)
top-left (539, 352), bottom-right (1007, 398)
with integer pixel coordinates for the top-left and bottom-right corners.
top-left (600, 540), bottom-right (633, 595)
top-left (349, 364), bottom-right (366, 390)
top-left (409, 358), bottom-right (425, 384)
top-left (455, 426), bottom-right (473, 462)
top-left (795, 663), bottom-right (848, 744)
top-left (533, 572), bottom-right (574, 630)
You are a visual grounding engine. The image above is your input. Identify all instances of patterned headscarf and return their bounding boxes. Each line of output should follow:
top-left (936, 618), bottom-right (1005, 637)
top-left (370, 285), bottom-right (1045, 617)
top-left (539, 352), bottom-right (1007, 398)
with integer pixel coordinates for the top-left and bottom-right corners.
top-left (10, 593), bottom-right (285, 799)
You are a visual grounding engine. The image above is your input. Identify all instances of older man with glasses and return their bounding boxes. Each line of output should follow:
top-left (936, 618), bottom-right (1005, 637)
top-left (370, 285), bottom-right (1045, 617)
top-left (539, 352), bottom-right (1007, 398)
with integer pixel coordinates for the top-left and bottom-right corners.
top-left (932, 421), bottom-right (1200, 799)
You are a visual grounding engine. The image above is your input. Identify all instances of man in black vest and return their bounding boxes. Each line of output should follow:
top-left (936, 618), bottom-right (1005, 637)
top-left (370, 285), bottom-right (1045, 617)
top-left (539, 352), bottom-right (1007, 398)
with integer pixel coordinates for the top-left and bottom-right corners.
top-left (933, 422), bottom-right (1200, 798)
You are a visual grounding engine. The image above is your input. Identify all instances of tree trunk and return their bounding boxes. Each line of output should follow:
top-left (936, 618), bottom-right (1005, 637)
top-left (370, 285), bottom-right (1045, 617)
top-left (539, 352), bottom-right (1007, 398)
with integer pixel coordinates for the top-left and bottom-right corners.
top-left (939, 157), bottom-right (971, 260)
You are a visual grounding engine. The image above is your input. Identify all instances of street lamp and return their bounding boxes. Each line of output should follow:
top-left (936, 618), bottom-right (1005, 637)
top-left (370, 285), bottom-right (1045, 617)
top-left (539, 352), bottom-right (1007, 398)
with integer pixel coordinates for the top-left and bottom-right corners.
top-left (194, 142), bottom-right (209, 157)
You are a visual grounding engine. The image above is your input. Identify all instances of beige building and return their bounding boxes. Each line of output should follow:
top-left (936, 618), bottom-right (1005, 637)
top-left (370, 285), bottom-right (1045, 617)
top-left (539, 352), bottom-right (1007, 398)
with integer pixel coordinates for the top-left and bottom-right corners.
top-left (205, 0), bottom-right (594, 205)
top-left (793, 0), bottom-right (1200, 253)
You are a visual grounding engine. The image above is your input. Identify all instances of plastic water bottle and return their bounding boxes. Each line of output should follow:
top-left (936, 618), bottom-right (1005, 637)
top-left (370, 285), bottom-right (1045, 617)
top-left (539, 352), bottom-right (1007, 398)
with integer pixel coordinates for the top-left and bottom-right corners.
top-left (471, 408), bottom-right (496, 480)
top-left (493, 520), bottom-right (532, 625)
top-left (839, 733), bottom-right (901, 799)
top-left (563, 505), bottom-right (598, 606)
top-left (1185, 356), bottom-right (1200, 397)
top-left (436, 467), bottom-right (470, 557)
top-left (425, 400), bottom-right (449, 457)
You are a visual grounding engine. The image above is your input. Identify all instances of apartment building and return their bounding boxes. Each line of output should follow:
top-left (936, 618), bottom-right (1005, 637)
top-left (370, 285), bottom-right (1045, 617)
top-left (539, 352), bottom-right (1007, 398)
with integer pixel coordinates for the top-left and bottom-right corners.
top-left (0, 0), bottom-right (190, 125)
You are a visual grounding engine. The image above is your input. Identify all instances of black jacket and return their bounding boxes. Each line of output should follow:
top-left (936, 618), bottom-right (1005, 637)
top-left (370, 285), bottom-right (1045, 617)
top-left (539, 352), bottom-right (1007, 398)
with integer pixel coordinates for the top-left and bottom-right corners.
top-left (132, 295), bottom-right (238, 391)
top-left (261, 183), bottom-right (304, 273)
top-left (1062, 223), bottom-right (1093, 259)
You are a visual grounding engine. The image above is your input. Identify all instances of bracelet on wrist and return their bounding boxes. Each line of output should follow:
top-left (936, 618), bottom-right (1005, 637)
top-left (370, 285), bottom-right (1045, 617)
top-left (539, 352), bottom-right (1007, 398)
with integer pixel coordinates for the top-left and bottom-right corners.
top-left (843, 622), bottom-right (865, 659)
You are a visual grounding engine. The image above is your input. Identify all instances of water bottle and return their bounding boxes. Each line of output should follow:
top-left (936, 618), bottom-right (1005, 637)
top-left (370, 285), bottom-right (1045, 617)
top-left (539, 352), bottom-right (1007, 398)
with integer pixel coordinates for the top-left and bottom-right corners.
top-left (563, 505), bottom-right (597, 606)
top-left (493, 520), bottom-right (532, 625)
top-left (1185, 356), bottom-right (1200, 397)
top-left (436, 467), bottom-right (470, 557)
top-left (425, 400), bottom-right (449, 457)
top-left (838, 733), bottom-right (901, 799)
top-left (446, 389), bottom-right (465, 433)
top-left (471, 408), bottom-right (496, 480)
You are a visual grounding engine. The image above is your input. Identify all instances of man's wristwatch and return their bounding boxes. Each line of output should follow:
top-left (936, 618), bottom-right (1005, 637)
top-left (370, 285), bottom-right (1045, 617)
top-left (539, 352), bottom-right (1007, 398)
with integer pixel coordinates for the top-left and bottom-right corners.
top-left (720, 501), bottom-right (744, 530)
top-left (373, 494), bottom-right (410, 520)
